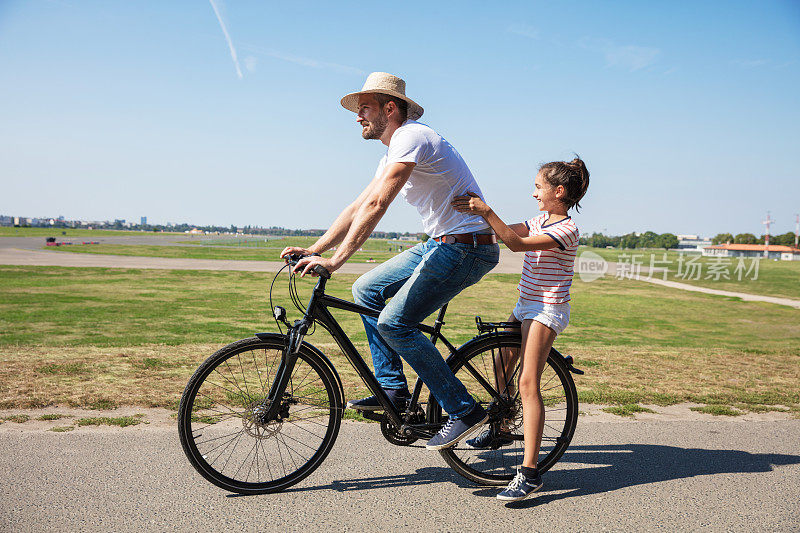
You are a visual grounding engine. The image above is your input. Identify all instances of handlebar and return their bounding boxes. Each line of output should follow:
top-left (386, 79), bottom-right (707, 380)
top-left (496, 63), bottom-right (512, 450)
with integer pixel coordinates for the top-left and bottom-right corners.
top-left (284, 253), bottom-right (331, 279)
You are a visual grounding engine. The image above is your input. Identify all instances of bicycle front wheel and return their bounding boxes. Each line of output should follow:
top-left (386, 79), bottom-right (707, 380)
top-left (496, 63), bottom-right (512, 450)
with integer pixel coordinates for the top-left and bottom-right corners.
top-left (428, 333), bottom-right (578, 485)
top-left (178, 336), bottom-right (343, 494)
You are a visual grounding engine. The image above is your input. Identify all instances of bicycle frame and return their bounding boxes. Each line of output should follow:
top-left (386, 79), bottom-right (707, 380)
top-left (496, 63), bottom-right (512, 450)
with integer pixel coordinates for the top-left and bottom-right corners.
top-left (259, 271), bottom-right (503, 438)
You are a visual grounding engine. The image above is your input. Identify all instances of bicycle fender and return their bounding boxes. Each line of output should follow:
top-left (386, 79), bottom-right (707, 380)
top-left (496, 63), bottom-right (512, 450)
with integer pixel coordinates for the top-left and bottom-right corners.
top-left (445, 331), bottom-right (521, 367)
top-left (447, 332), bottom-right (576, 370)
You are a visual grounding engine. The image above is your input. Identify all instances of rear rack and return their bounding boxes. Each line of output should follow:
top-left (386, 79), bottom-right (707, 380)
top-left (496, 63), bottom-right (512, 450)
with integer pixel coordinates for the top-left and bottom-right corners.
top-left (475, 317), bottom-right (585, 376)
top-left (474, 316), bottom-right (521, 334)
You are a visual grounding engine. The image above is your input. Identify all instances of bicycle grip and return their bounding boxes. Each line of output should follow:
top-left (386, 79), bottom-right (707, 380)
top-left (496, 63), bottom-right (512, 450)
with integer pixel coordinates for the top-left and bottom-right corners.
top-left (311, 264), bottom-right (331, 279)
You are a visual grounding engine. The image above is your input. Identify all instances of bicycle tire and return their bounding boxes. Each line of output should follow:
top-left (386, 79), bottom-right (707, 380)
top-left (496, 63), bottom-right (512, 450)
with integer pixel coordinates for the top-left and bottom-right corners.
top-left (427, 332), bottom-right (578, 486)
top-left (178, 336), bottom-right (343, 494)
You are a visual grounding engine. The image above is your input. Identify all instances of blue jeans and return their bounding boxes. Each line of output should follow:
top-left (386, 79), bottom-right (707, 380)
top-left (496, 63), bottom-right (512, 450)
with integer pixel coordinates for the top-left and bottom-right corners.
top-left (351, 238), bottom-right (500, 419)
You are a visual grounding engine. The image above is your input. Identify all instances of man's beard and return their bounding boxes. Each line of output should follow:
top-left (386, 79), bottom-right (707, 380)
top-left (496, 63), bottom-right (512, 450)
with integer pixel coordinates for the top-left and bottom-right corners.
top-left (361, 113), bottom-right (388, 140)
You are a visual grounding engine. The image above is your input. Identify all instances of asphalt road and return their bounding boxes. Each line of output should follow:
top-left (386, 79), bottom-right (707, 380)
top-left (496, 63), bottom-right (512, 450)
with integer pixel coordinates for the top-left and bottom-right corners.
top-left (2, 418), bottom-right (798, 532)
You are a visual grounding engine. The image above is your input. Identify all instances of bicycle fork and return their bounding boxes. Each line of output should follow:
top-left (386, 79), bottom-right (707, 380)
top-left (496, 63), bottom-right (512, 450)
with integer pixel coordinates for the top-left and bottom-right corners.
top-left (256, 316), bottom-right (311, 423)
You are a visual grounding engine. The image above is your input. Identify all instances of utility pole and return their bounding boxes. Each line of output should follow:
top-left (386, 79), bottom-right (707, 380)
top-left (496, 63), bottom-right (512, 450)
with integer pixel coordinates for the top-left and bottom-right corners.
top-left (795, 214), bottom-right (799, 248)
top-left (762, 211), bottom-right (772, 258)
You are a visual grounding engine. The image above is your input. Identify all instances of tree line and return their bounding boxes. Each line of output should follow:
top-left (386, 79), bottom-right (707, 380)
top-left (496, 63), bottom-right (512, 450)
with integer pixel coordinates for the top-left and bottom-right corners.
top-left (710, 232), bottom-right (797, 246)
top-left (580, 231), bottom-right (679, 250)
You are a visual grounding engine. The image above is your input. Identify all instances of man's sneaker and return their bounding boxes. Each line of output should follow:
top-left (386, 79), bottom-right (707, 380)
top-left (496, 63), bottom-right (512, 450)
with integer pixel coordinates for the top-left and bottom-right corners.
top-left (425, 404), bottom-right (488, 450)
top-left (465, 429), bottom-right (514, 450)
top-left (497, 470), bottom-right (543, 502)
top-left (346, 387), bottom-right (410, 412)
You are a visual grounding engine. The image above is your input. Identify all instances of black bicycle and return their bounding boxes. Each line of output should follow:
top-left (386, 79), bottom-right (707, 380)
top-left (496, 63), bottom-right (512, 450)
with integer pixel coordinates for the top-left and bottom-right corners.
top-left (178, 254), bottom-right (583, 494)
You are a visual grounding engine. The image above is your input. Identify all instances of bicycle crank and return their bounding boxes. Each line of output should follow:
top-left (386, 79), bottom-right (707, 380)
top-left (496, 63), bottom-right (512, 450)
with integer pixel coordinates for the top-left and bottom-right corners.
top-left (380, 418), bottom-right (418, 446)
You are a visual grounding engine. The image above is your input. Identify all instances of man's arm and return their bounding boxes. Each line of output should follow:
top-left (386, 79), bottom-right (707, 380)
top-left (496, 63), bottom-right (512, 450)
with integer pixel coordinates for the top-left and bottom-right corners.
top-left (294, 162), bottom-right (415, 275)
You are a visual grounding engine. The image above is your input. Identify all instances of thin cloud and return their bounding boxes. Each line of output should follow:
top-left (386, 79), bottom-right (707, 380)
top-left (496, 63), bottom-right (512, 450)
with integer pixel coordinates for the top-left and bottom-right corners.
top-left (507, 23), bottom-right (539, 39)
top-left (603, 44), bottom-right (660, 71)
top-left (581, 38), bottom-right (660, 72)
top-left (244, 55), bottom-right (257, 73)
top-left (209, 0), bottom-right (243, 79)
top-left (240, 42), bottom-right (365, 76)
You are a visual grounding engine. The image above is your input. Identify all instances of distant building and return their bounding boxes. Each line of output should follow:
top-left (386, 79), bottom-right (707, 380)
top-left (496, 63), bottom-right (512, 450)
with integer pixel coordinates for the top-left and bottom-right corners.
top-left (676, 234), bottom-right (711, 251)
top-left (141, 216), bottom-right (147, 226)
top-left (702, 243), bottom-right (800, 260)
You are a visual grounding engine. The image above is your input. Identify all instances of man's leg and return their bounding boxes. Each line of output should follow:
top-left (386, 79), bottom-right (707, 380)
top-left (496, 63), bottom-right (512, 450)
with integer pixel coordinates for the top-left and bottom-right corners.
top-left (376, 240), bottom-right (499, 418)
top-left (351, 242), bottom-right (429, 391)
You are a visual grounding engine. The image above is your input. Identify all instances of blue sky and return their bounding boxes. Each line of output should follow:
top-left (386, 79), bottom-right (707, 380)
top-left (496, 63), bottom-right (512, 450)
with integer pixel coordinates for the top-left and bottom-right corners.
top-left (1, 0), bottom-right (798, 237)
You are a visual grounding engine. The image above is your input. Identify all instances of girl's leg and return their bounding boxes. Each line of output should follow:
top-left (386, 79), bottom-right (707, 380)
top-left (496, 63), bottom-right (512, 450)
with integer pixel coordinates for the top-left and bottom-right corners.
top-left (518, 319), bottom-right (557, 468)
top-left (492, 312), bottom-right (521, 396)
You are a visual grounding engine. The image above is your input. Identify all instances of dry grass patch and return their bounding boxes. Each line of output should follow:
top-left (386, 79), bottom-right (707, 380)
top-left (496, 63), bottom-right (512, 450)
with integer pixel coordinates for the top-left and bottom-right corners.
top-left (1, 414), bottom-right (30, 423)
top-left (37, 413), bottom-right (68, 421)
top-left (601, 404), bottom-right (656, 417)
top-left (689, 405), bottom-right (744, 416)
top-left (0, 342), bottom-right (796, 411)
top-left (566, 345), bottom-right (799, 407)
top-left (76, 414), bottom-right (146, 427)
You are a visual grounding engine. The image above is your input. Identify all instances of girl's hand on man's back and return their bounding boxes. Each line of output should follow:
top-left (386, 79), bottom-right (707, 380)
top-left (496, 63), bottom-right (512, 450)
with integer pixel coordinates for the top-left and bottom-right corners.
top-left (451, 192), bottom-right (491, 217)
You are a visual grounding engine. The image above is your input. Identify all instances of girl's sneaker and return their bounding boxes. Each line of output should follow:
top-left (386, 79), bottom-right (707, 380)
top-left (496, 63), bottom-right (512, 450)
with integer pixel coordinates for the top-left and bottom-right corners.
top-left (465, 429), bottom-right (514, 449)
top-left (497, 470), bottom-right (543, 502)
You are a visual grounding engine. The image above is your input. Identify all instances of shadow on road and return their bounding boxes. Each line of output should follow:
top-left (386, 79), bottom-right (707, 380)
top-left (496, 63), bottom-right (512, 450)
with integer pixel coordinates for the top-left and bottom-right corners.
top-left (225, 444), bottom-right (799, 500)
top-left (280, 465), bottom-right (473, 494)
top-left (467, 444), bottom-right (800, 508)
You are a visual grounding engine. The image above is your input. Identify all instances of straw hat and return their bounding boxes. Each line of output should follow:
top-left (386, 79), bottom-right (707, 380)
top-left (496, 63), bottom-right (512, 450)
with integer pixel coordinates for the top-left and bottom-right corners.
top-left (340, 72), bottom-right (424, 121)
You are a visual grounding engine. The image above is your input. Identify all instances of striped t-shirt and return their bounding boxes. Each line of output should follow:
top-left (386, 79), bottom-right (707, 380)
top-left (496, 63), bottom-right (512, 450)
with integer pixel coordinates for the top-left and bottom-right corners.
top-left (518, 213), bottom-right (580, 304)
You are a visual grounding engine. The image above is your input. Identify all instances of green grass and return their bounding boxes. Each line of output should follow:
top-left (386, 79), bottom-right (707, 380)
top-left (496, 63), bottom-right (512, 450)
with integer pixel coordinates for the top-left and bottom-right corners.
top-left (601, 404), bottom-right (656, 417)
top-left (342, 410), bottom-right (377, 423)
top-left (36, 362), bottom-right (90, 375)
top-left (50, 425), bottom-right (75, 432)
top-left (580, 246), bottom-right (800, 300)
top-left (44, 243), bottom-right (403, 263)
top-left (0, 265), bottom-right (798, 411)
top-left (689, 405), bottom-right (744, 416)
top-left (0, 227), bottom-right (182, 237)
top-left (1, 414), bottom-right (30, 423)
top-left (37, 413), bottom-right (68, 421)
top-left (76, 414), bottom-right (146, 427)
top-left (186, 235), bottom-right (418, 252)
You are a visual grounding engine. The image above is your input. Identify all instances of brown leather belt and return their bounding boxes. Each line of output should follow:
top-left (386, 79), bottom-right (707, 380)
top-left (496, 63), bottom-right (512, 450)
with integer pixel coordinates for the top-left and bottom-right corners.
top-left (434, 233), bottom-right (497, 245)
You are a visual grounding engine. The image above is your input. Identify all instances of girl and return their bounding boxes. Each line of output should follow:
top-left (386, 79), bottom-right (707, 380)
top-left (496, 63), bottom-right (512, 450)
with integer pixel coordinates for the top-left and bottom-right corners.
top-left (451, 157), bottom-right (589, 501)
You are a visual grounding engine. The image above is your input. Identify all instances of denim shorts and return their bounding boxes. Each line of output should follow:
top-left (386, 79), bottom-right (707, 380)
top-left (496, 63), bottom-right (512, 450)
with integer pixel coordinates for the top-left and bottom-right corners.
top-left (512, 298), bottom-right (571, 335)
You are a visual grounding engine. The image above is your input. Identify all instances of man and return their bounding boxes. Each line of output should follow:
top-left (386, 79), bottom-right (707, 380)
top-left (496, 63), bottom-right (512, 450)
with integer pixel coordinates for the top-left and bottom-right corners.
top-left (282, 72), bottom-right (499, 449)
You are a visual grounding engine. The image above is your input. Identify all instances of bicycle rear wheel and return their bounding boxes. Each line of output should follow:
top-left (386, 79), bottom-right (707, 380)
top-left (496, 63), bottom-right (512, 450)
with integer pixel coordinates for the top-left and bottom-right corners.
top-left (428, 333), bottom-right (578, 485)
top-left (178, 336), bottom-right (343, 494)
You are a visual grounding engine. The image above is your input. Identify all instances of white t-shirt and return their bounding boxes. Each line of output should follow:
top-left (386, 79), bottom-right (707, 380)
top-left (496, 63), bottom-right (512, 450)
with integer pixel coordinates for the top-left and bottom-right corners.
top-left (374, 120), bottom-right (490, 238)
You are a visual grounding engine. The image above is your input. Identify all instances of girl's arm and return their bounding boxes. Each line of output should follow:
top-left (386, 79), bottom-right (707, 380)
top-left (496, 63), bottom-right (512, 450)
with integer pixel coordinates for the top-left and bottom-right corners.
top-left (451, 194), bottom-right (560, 253)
